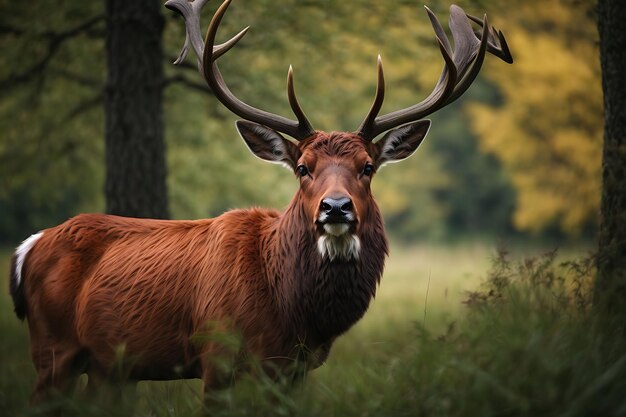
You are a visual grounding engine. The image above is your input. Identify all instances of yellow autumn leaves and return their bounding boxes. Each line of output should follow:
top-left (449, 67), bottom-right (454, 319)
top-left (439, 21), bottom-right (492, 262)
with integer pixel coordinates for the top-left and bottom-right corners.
top-left (468, 0), bottom-right (603, 234)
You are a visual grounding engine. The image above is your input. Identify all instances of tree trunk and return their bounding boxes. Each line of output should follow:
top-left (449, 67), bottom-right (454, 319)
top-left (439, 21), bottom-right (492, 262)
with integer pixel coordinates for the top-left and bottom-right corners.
top-left (595, 0), bottom-right (626, 317)
top-left (105, 0), bottom-right (169, 219)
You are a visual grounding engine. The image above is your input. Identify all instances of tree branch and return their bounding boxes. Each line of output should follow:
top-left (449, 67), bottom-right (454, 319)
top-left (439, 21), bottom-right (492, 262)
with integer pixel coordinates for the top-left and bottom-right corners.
top-left (61, 92), bottom-right (103, 123)
top-left (50, 67), bottom-right (102, 89)
top-left (0, 15), bottom-right (105, 92)
top-left (29, 92), bottom-right (104, 148)
top-left (0, 23), bottom-right (24, 36)
top-left (163, 74), bottom-right (209, 94)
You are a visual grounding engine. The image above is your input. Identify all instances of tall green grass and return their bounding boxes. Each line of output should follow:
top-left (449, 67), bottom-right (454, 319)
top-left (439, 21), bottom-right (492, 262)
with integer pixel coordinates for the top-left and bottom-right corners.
top-left (2, 243), bottom-right (624, 416)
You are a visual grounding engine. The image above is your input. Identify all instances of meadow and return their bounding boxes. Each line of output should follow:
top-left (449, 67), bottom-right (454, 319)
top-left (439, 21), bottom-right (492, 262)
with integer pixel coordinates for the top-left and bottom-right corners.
top-left (2, 241), bottom-right (624, 417)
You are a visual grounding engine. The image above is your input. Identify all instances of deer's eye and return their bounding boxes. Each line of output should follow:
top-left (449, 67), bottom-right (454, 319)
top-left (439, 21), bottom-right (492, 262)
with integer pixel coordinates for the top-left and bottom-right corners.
top-left (362, 163), bottom-right (375, 177)
top-left (296, 165), bottom-right (309, 177)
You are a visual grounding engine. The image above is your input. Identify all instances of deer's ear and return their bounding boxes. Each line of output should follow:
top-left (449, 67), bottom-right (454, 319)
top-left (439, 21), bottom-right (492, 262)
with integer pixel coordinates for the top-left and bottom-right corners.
top-left (375, 120), bottom-right (431, 167)
top-left (236, 121), bottom-right (300, 170)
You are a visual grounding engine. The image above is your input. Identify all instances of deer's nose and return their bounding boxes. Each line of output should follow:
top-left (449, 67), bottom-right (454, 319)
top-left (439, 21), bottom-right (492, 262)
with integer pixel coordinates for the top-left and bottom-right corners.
top-left (320, 196), bottom-right (353, 219)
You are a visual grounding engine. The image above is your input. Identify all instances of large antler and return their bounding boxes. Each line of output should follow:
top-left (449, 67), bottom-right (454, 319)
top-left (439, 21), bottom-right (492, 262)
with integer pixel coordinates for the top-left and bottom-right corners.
top-left (356, 5), bottom-right (513, 141)
top-left (166, 0), bottom-right (315, 141)
top-left (165, 0), bottom-right (246, 70)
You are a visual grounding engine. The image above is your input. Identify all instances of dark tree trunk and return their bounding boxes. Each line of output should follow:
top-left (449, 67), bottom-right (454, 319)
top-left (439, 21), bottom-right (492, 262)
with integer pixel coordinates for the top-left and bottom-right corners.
top-left (105, 0), bottom-right (169, 219)
top-left (595, 0), bottom-right (626, 317)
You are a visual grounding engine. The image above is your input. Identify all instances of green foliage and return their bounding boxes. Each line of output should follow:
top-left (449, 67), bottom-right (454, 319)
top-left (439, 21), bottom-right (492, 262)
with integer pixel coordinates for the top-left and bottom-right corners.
top-left (1, 0), bottom-right (523, 244)
top-left (0, 1), bottom-right (104, 242)
top-left (1, 0), bottom-right (603, 243)
top-left (428, 98), bottom-right (516, 238)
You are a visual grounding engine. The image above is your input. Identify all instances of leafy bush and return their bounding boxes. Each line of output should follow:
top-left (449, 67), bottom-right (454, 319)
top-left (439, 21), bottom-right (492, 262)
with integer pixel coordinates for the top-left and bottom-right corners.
top-left (371, 249), bottom-right (626, 417)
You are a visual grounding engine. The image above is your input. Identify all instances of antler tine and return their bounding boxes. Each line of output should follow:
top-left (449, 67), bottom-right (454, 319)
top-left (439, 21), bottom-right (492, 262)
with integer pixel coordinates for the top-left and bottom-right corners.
top-left (447, 6), bottom-right (483, 80)
top-left (166, 0), bottom-right (250, 70)
top-left (357, 4), bottom-right (513, 141)
top-left (425, 6), bottom-right (452, 55)
top-left (288, 66), bottom-right (315, 135)
top-left (357, 7), bottom-right (459, 139)
top-left (201, 0), bottom-right (315, 140)
top-left (357, 55), bottom-right (386, 140)
top-left (467, 14), bottom-right (513, 64)
top-left (447, 13), bottom-right (490, 103)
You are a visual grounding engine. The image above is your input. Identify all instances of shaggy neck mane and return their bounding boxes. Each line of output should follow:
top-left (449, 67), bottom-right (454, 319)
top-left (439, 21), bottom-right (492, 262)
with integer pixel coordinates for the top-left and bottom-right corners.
top-left (262, 192), bottom-right (388, 348)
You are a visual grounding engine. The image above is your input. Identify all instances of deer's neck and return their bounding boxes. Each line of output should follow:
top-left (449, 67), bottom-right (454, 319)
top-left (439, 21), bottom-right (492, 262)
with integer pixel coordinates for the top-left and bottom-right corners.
top-left (264, 199), bottom-right (388, 346)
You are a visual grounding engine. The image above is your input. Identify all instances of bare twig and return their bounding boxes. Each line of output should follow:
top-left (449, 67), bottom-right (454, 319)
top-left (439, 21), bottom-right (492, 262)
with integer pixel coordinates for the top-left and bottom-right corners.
top-left (0, 23), bottom-right (24, 36)
top-left (61, 92), bottom-right (103, 123)
top-left (0, 15), bottom-right (105, 92)
top-left (423, 269), bottom-right (432, 326)
top-left (163, 74), bottom-right (209, 94)
top-left (49, 67), bottom-right (102, 89)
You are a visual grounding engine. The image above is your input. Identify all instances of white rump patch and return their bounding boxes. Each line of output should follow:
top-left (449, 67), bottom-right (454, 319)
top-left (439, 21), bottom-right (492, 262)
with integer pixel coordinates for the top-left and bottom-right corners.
top-left (14, 232), bottom-right (43, 287)
top-left (317, 234), bottom-right (361, 261)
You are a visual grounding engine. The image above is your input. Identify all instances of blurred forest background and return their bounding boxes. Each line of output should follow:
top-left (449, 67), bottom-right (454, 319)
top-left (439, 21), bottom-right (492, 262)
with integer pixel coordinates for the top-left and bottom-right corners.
top-left (0, 0), bottom-right (600, 246)
top-left (4, 1), bottom-right (625, 415)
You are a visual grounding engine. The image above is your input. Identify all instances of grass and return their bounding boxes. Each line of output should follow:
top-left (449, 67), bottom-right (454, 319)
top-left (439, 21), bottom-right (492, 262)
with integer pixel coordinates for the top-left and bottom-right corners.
top-left (2, 241), bottom-right (624, 416)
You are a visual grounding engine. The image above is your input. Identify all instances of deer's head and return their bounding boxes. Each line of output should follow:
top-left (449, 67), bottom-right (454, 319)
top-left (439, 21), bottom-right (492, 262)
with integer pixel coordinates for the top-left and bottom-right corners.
top-left (166, 0), bottom-right (512, 260)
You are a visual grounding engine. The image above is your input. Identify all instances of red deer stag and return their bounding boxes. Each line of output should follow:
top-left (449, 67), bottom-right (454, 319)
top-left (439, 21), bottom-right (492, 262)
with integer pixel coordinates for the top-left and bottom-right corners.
top-left (9, 0), bottom-right (512, 404)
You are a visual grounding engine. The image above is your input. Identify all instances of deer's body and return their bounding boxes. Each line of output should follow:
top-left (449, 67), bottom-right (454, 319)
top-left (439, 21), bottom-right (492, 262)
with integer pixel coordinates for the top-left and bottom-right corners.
top-left (20, 211), bottom-right (322, 382)
top-left (13, 132), bottom-right (388, 401)
top-left (9, 0), bottom-right (511, 404)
